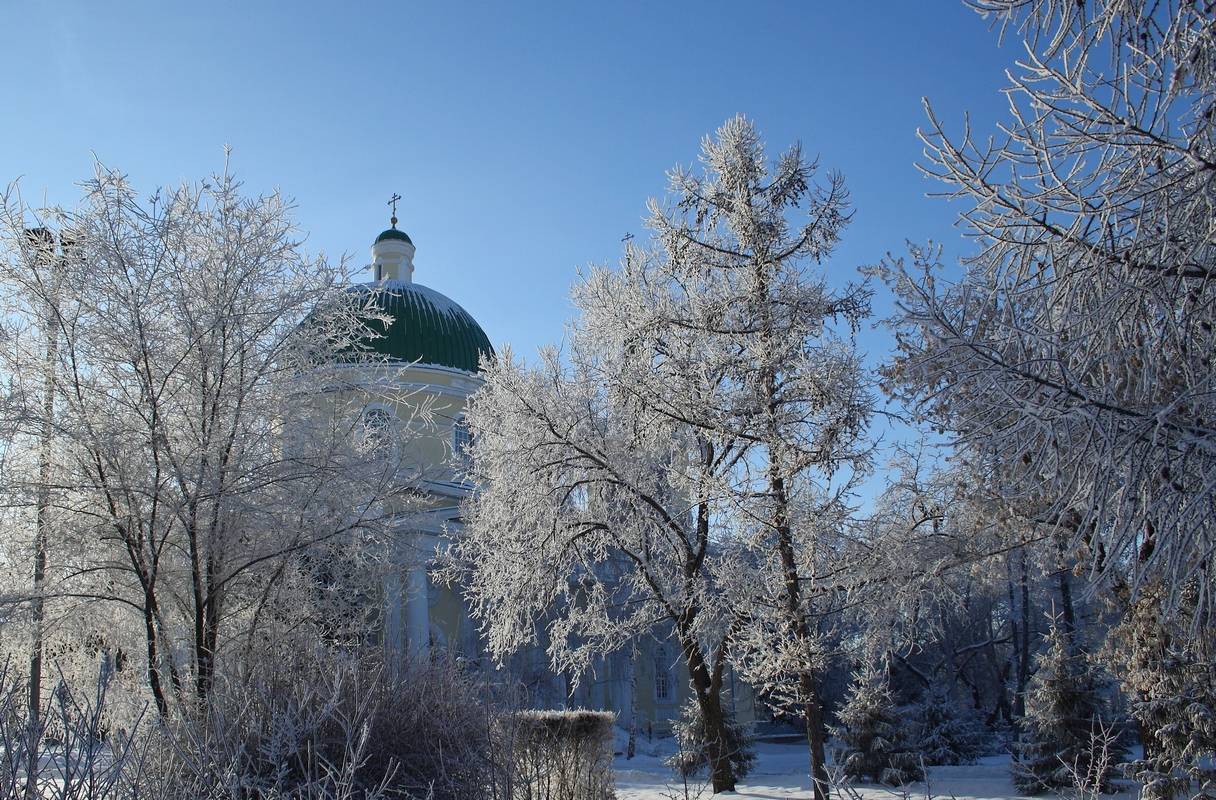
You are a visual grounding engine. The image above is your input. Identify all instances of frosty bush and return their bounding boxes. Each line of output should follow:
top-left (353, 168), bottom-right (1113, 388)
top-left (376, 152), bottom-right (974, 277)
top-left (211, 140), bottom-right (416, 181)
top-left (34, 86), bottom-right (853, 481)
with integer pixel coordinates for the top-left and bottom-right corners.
top-left (665, 696), bottom-right (755, 782)
top-left (833, 658), bottom-right (924, 785)
top-left (0, 660), bottom-right (149, 800)
top-left (1013, 622), bottom-right (1124, 795)
top-left (914, 685), bottom-right (990, 766)
top-left (498, 709), bottom-right (615, 800)
top-left (146, 652), bottom-right (491, 800)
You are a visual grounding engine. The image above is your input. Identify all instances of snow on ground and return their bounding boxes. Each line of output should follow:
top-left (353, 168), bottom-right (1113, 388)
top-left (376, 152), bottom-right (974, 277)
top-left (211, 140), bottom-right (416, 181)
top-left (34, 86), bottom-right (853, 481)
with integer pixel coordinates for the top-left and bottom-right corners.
top-left (613, 742), bottom-right (1141, 800)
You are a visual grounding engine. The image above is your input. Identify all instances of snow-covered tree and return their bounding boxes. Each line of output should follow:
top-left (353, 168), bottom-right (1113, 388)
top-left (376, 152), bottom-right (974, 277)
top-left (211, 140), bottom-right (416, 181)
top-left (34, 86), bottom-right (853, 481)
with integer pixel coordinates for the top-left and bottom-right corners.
top-left (914, 685), bottom-right (990, 766)
top-left (582, 114), bottom-right (871, 799)
top-left (447, 336), bottom-right (748, 791)
top-left (450, 116), bottom-right (870, 795)
top-left (1105, 583), bottom-right (1216, 800)
top-left (873, 0), bottom-right (1216, 614)
top-left (666, 694), bottom-right (756, 782)
top-left (1014, 619), bottom-right (1124, 794)
top-left (0, 163), bottom-right (419, 717)
top-left (833, 655), bottom-right (924, 786)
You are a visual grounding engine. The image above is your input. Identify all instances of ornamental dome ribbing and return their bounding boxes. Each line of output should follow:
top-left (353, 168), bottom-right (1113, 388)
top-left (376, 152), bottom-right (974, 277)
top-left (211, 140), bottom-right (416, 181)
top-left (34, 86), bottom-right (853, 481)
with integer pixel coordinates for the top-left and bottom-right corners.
top-left (349, 279), bottom-right (493, 373)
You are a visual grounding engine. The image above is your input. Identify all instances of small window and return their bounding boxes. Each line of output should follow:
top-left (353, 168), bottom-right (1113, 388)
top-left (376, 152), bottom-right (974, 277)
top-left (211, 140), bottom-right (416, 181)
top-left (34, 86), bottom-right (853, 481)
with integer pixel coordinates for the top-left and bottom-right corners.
top-left (453, 417), bottom-right (473, 469)
top-left (654, 644), bottom-right (671, 701)
top-left (359, 407), bottom-right (395, 460)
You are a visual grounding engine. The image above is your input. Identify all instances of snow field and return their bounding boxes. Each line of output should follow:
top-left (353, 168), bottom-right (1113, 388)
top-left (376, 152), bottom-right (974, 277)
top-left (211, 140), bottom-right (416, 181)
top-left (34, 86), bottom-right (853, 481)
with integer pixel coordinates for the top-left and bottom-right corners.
top-left (612, 742), bottom-right (1142, 800)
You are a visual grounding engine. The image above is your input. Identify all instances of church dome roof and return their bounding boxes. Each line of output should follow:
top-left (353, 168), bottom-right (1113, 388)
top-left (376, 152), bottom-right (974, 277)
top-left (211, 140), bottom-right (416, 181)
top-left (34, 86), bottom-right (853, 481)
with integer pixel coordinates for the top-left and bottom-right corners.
top-left (350, 279), bottom-right (492, 373)
top-left (375, 227), bottom-right (414, 245)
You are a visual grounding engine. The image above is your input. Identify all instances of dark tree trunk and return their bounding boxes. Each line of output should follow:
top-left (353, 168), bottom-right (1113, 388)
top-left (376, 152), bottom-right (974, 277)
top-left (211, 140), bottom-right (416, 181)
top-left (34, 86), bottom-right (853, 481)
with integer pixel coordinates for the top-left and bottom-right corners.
top-left (142, 594), bottom-right (170, 718)
top-left (801, 673), bottom-right (831, 800)
top-left (1010, 549), bottom-right (1031, 720)
top-left (682, 638), bottom-right (737, 793)
top-left (25, 227), bottom-right (60, 730)
top-left (1058, 567), bottom-right (1076, 640)
top-left (771, 471), bottom-right (830, 800)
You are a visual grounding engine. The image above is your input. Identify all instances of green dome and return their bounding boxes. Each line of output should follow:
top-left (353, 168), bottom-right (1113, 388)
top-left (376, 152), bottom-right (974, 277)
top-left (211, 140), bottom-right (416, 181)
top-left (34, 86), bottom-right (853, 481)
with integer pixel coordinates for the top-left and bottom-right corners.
top-left (351, 280), bottom-right (492, 373)
top-left (375, 227), bottom-right (414, 245)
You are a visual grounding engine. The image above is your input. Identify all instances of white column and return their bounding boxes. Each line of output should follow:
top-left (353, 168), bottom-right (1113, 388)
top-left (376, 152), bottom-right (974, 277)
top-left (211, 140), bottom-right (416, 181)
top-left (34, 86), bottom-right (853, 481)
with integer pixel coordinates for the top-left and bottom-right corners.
top-left (384, 570), bottom-right (404, 657)
top-left (405, 562), bottom-right (430, 656)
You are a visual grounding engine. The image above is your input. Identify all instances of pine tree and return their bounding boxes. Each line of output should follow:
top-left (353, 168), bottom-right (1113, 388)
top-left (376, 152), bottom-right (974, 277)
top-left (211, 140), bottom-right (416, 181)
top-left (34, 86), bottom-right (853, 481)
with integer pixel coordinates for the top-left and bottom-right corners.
top-left (833, 658), bottom-right (924, 785)
top-left (1014, 621), bottom-right (1124, 794)
top-left (915, 685), bottom-right (989, 766)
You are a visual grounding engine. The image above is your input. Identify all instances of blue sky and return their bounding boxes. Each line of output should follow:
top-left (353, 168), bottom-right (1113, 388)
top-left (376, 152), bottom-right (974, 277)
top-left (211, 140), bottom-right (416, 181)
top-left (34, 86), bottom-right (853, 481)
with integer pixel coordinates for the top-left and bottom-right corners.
top-left (3, 1), bottom-right (1021, 492)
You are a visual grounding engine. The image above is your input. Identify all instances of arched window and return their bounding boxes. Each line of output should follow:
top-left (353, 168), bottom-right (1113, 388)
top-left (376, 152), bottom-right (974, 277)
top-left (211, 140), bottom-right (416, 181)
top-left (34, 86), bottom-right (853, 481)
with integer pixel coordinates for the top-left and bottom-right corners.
top-left (654, 643), bottom-right (671, 702)
top-left (453, 416), bottom-right (473, 471)
top-left (359, 407), bottom-right (395, 461)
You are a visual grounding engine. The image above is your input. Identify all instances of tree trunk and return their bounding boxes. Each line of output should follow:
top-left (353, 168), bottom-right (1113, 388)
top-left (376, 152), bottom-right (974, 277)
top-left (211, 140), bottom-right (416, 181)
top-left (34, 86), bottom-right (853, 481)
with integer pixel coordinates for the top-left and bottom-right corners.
top-left (771, 469), bottom-right (830, 800)
top-left (697, 680), bottom-right (736, 793)
top-left (627, 644), bottom-right (638, 760)
top-left (142, 595), bottom-right (170, 718)
top-left (1057, 567), bottom-right (1076, 640)
top-left (1018, 550), bottom-right (1031, 711)
top-left (681, 635), bottom-right (736, 793)
top-left (26, 227), bottom-right (59, 726)
top-left (801, 673), bottom-right (831, 800)
top-left (1009, 549), bottom-right (1031, 720)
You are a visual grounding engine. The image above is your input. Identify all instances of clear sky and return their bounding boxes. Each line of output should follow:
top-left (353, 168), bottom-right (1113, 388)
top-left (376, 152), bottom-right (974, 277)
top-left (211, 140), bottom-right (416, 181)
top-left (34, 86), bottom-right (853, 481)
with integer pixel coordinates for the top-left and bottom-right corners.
top-left (3, 1), bottom-right (1022, 494)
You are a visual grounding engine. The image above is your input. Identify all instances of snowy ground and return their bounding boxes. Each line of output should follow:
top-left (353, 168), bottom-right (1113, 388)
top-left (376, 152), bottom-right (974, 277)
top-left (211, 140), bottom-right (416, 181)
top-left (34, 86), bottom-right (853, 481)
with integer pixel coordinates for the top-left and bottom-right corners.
top-left (613, 741), bottom-right (1141, 800)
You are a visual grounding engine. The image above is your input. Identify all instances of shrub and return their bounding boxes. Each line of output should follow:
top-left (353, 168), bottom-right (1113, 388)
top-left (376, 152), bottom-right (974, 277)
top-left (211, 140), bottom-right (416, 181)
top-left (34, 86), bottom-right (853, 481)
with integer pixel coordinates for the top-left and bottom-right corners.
top-left (0, 659), bottom-right (149, 800)
top-left (146, 651), bottom-right (492, 799)
top-left (498, 709), bottom-right (615, 800)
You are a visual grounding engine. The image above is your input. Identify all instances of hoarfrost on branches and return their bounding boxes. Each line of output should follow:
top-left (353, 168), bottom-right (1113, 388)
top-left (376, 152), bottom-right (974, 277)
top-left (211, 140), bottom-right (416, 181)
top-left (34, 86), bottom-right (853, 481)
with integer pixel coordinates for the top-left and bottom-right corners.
top-left (449, 115), bottom-right (873, 795)
top-left (0, 162), bottom-right (430, 719)
top-left (872, 0), bottom-right (1216, 617)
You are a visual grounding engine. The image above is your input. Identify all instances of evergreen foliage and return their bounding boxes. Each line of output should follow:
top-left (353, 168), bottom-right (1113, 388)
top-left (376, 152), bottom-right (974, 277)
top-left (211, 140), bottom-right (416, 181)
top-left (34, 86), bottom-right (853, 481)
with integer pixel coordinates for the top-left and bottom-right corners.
top-left (914, 685), bottom-right (990, 766)
top-left (666, 695), bottom-right (756, 781)
top-left (1014, 621), bottom-right (1125, 794)
top-left (833, 659), bottom-right (925, 785)
top-left (1106, 586), bottom-right (1216, 800)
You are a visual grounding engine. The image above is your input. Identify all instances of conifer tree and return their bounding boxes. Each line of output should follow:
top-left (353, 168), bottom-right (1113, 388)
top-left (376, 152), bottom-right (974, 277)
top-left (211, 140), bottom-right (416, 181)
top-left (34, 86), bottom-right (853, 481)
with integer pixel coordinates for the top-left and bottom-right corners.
top-left (833, 657), bottom-right (924, 785)
top-left (915, 685), bottom-right (989, 766)
top-left (1105, 585), bottom-right (1216, 800)
top-left (1014, 620), bottom-right (1124, 794)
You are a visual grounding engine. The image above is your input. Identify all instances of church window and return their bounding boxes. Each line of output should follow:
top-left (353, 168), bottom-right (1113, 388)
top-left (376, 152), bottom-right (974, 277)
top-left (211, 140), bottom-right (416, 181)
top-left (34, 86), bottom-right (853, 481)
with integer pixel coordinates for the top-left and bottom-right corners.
top-left (359, 407), bottom-right (395, 460)
top-left (453, 416), bottom-right (473, 470)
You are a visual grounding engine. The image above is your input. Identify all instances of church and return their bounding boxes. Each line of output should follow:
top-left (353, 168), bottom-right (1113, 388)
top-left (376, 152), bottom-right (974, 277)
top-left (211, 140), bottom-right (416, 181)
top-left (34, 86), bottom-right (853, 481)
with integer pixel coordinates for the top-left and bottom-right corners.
top-left (331, 212), bottom-right (760, 735)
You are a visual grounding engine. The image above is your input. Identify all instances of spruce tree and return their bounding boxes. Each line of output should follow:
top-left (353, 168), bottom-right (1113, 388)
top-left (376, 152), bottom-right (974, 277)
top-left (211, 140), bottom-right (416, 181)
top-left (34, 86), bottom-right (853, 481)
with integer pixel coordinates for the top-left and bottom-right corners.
top-left (833, 658), bottom-right (924, 785)
top-left (1105, 585), bottom-right (1216, 800)
top-left (915, 685), bottom-right (989, 766)
top-left (1014, 621), bottom-right (1124, 794)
